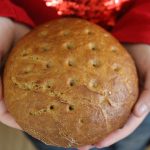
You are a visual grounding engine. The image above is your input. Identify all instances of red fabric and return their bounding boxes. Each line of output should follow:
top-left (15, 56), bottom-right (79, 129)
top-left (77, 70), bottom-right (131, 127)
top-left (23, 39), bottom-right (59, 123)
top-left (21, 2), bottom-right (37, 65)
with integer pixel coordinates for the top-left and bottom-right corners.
top-left (112, 0), bottom-right (150, 44)
top-left (42, 0), bottom-right (131, 28)
top-left (0, 0), bottom-right (150, 44)
top-left (12, 0), bottom-right (60, 25)
top-left (12, 0), bottom-right (131, 28)
top-left (0, 0), bottom-right (34, 27)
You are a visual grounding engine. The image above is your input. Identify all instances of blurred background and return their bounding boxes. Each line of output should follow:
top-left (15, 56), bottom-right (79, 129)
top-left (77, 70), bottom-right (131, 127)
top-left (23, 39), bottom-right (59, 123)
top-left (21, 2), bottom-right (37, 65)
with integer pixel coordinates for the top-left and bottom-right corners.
top-left (0, 122), bottom-right (150, 150)
top-left (0, 122), bottom-right (36, 150)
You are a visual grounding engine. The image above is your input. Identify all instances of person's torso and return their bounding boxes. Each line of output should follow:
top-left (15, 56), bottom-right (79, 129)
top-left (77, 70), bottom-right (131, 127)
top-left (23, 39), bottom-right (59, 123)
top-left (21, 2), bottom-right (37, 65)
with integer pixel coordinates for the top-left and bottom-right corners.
top-left (12, 0), bottom-right (135, 30)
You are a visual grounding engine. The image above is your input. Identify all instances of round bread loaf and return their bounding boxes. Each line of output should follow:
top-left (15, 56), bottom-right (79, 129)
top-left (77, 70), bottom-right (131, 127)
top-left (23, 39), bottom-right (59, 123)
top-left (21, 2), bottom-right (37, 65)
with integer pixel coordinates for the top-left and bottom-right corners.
top-left (4, 18), bottom-right (138, 148)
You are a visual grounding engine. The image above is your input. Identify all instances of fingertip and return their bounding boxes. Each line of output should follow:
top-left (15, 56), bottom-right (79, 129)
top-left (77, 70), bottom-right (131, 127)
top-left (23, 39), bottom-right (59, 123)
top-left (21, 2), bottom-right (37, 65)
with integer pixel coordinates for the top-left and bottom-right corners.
top-left (78, 145), bottom-right (94, 150)
top-left (94, 144), bottom-right (103, 149)
top-left (134, 103), bottom-right (149, 117)
top-left (94, 140), bottom-right (108, 149)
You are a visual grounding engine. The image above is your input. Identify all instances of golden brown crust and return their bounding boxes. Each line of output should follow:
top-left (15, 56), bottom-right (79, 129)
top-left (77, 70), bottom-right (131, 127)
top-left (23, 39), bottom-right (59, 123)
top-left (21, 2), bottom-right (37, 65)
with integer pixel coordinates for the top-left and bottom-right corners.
top-left (3, 18), bottom-right (138, 148)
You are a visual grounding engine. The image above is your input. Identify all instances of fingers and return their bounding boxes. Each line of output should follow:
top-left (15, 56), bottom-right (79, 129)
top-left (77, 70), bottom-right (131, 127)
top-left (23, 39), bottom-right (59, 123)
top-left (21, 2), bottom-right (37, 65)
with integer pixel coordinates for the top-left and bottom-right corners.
top-left (95, 112), bottom-right (149, 148)
top-left (134, 90), bottom-right (150, 117)
top-left (94, 73), bottom-right (150, 149)
top-left (0, 100), bottom-right (22, 130)
top-left (0, 18), bottom-right (15, 55)
top-left (78, 145), bottom-right (94, 150)
top-left (134, 73), bottom-right (150, 117)
top-left (14, 22), bottom-right (31, 44)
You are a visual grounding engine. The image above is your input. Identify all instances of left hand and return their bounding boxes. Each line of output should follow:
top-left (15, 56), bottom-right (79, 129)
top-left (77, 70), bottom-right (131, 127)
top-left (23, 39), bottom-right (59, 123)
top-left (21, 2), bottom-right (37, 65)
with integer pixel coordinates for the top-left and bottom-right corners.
top-left (78, 44), bottom-right (150, 150)
top-left (0, 18), bottom-right (31, 129)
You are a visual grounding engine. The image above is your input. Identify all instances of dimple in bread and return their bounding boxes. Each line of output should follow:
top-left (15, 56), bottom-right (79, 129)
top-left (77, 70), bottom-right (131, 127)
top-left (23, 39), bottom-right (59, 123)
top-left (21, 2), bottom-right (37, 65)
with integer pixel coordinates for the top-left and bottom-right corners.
top-left (4, 18), bottom-right (138, 148)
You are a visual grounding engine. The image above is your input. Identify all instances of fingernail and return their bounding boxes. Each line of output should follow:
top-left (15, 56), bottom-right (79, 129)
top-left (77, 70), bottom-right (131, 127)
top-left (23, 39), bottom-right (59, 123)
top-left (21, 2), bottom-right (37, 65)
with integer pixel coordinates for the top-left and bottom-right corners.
top-left (96, 146), bottom-right (106, 149)
top-left (138, 104), bottom-right (148, 115)
top-left (94, 144), bottom-right (105, 149)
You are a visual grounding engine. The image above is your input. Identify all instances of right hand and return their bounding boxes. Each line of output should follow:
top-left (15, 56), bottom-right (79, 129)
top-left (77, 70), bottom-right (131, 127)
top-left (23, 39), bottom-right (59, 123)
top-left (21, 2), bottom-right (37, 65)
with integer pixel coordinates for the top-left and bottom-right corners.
top-left (0, 17), bottom-right (31, 129)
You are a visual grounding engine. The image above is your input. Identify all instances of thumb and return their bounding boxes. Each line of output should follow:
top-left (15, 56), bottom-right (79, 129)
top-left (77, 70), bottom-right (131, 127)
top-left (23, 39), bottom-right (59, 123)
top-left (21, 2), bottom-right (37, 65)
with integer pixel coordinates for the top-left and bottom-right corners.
top-left (133, 73), bottom-right (150, 117)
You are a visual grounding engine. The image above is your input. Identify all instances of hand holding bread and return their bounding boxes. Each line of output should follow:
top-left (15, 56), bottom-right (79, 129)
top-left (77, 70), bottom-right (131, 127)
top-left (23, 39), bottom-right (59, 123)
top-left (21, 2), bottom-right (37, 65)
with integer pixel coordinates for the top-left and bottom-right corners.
top-left (3, 18), bottom-right (139, 148)
top-left (93, 44), bottom-right (150, 149)
top-left (0, 17), bottom-right (30, 129)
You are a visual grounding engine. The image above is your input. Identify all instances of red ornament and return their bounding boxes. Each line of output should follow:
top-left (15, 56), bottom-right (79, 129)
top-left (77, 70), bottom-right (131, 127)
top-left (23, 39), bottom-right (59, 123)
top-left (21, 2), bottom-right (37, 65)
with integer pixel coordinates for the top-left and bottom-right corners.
top-left (44, 0), bottom-right (130, 29)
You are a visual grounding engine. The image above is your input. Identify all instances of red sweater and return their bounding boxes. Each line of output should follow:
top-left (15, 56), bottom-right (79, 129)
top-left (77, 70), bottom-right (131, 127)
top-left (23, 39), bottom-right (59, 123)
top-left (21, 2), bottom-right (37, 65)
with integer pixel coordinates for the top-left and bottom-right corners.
top-left (0, 0), bottom-right (150, 44)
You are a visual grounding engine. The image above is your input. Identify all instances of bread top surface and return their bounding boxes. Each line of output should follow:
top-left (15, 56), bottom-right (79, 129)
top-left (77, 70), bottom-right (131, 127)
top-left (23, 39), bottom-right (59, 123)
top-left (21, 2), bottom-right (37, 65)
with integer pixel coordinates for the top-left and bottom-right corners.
top-left (4, 18), bottom-right (138, 147)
